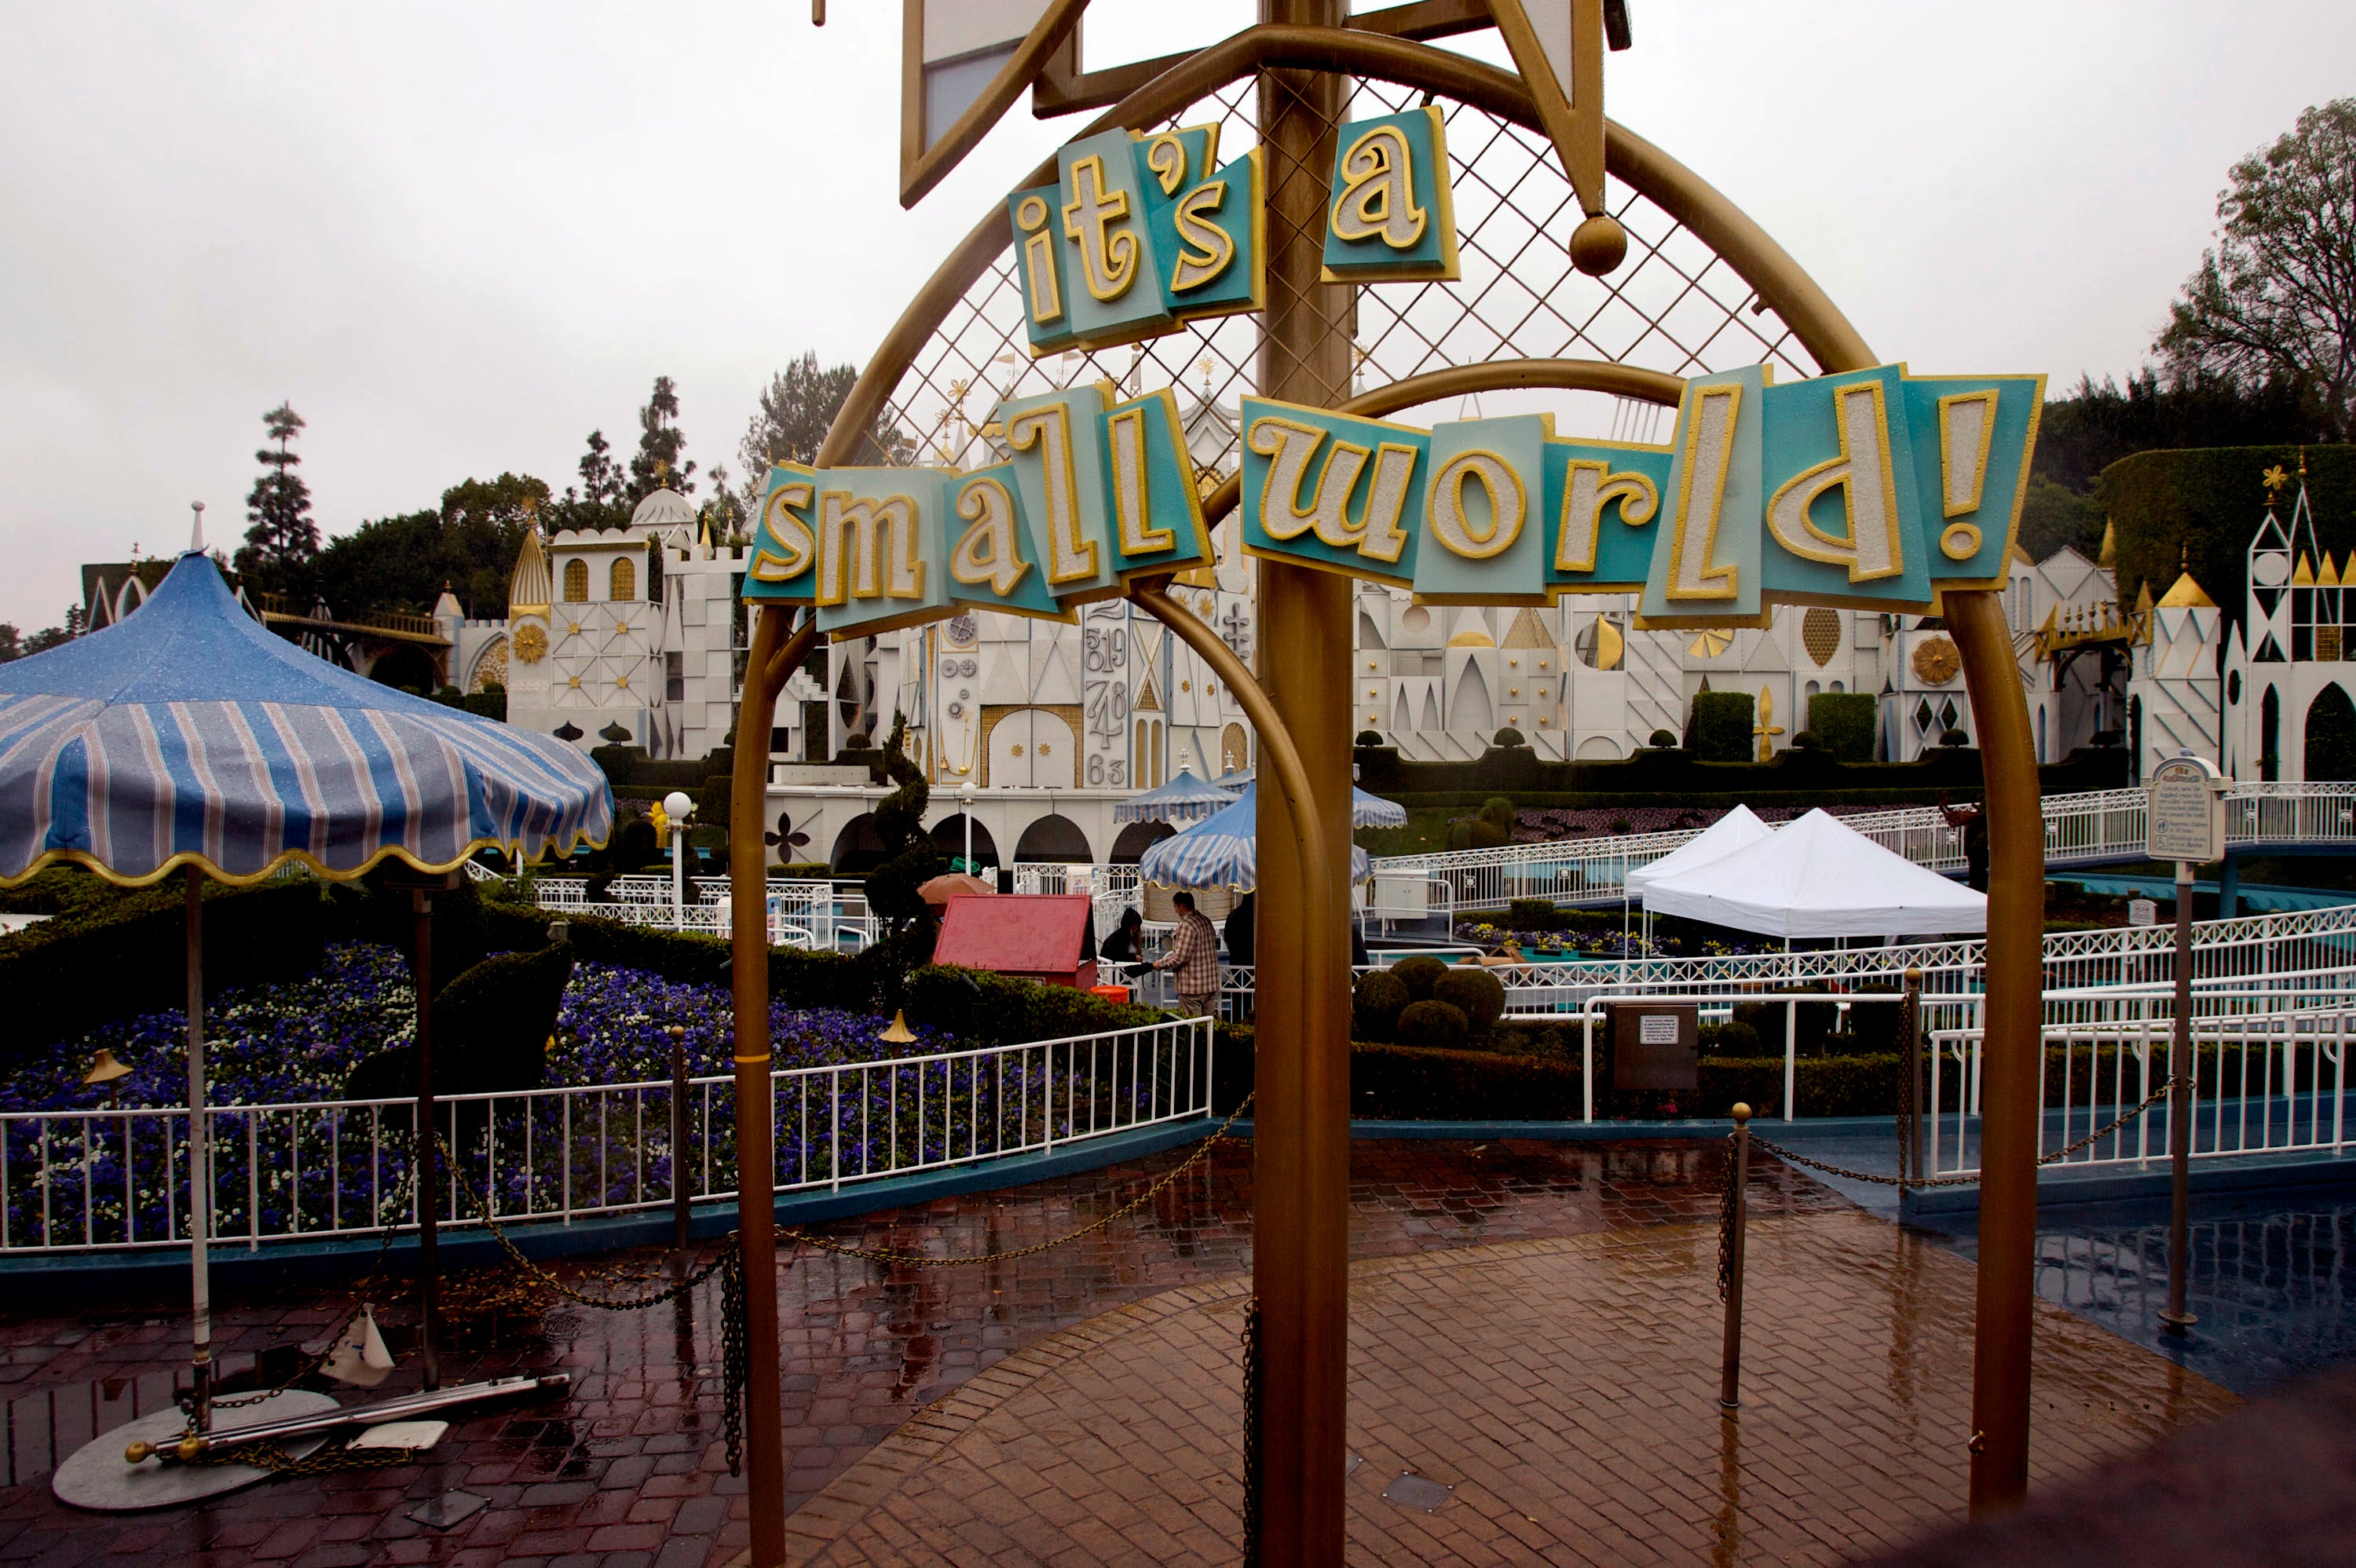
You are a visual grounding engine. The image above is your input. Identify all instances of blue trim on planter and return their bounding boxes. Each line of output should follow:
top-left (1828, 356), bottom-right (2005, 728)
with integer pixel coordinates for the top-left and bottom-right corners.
top-left (0, 1117), bottom-right (1219, 1299)
top-left (1900, 1146), bottom-right (2356, 1222)
top-left (1221, 1116), bottom-right (1897, 1142)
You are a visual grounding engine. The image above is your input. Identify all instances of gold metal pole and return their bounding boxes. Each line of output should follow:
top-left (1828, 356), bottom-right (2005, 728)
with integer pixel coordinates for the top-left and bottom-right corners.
top-left (1946, 587), bottom-right (2046, 1512)
top-left (729, 605), bottom-right (818, 1568)
top-left (1718, 1103), bottom-right (1751, 1411)
top-left (1254, 5), bottom-right (1355, 1559)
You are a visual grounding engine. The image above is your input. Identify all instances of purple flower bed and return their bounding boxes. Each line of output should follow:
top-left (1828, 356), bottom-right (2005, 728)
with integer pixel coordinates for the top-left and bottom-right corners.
top-left (1, 944), bottom-right (1176, 1250)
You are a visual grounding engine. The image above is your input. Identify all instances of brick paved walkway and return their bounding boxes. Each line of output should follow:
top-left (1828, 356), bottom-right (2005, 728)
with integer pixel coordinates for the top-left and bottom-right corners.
top-left (0, 1136), bottom-right (1837, 1566)
top-left (786, 1212), bottom-right (2238, 1566)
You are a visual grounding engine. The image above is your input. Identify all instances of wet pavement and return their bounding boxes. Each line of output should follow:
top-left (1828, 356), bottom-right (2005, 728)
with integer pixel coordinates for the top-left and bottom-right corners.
top-left (0, 1136), bottom-right (1843, 1566)
top-left (1925, 1187), bottom-right (2356, 1398)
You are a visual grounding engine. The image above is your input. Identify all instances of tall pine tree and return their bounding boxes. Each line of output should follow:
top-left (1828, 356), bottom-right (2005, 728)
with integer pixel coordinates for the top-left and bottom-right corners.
top-left (626, 375), bottom-right (696, 505)
top-left (237, 401), bottom-right (318, 592)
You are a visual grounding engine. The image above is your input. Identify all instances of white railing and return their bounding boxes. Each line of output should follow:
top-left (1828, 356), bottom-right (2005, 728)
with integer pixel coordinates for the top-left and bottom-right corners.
top-left (1367, 782), bottom-right (2356, 910)
top-left (529, 876), bottom-right (870, 949)
top-left (1924, 992), bottom-right (2352, 1179)
top-left (0, 1017), bottom-right (1213, 1256)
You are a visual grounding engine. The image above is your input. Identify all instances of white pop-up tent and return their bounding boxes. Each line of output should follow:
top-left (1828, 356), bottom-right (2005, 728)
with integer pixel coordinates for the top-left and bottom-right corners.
top-left (1637, 807), bottom-right (1987, 938)
top-left (1625, 804), bottom-right (1775, 897)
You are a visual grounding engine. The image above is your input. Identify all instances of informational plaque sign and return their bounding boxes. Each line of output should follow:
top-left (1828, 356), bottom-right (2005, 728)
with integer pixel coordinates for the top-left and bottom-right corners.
top-left (2146, 754), bottom-right (2226, 864)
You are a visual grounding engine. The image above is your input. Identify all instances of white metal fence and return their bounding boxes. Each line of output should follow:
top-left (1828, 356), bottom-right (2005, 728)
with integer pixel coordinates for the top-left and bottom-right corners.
top-left (1924, 992), bottom-right (2352, 1179)
top-left (1365, 781), bottom-right (2356, 912)
top-left (0, 1016), bottom-right (1213, 1256)
top-left (528, 876), bottom-right (872, 949)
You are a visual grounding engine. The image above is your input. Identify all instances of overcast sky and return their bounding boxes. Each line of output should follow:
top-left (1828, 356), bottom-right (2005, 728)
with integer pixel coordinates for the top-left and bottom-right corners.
top-left (2, 2), bottom-right (2350, 632)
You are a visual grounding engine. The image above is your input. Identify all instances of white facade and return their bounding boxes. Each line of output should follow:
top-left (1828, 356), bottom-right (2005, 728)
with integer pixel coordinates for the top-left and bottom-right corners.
top-left (2216, 477), bottom-right (2356, 784)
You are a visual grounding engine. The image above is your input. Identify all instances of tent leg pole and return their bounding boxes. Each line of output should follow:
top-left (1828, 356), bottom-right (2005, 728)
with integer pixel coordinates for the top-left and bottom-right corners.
top-left (413, 888), bottom-right (440, 1392)
top-left (185, 868), bottom-right (211, 1432)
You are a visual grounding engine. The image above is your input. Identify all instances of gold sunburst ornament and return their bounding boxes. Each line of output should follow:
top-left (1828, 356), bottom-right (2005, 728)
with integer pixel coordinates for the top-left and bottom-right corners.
top-left (1687, 627), bottom-right (1732, 659)
top-left (1912, 635), bottom-right (1961, 686)
top-left (513, 623), bottom-right (548, 664)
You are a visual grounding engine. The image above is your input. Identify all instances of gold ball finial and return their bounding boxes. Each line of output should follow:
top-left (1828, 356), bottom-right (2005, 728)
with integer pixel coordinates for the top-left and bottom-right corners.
top-left (176, 1435), bottom-right (205, 1461)
top-left (1904, 965), bottom-right (1923, 983)
top-left (124, 1440), bottom-right (154, 1464)
top-left (1569, 213), bottom-right (1629, 276)
top-left (1730, 1102), bottom-right (1752, 1125)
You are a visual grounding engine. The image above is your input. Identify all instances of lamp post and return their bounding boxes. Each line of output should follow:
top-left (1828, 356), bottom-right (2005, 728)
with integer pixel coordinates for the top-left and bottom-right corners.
top-left (662, 791), bottom-right (696, 930)
top-left (959, 789), bottom-right (975, 873)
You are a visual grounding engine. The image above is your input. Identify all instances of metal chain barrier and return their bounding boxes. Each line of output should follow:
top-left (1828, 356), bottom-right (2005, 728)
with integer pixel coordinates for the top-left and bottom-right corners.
top-left (1750, 1080), bottom-right (2175, 1192)
top-left (780, 1092), bottom-right (1256, 1269)
top-left (1241, 1293), bottom-right (1261, 1563)
top-left (431, 1132), bottom-right (752, 1475)
top-left (1716, 1140), bottom-right (1740, 1303)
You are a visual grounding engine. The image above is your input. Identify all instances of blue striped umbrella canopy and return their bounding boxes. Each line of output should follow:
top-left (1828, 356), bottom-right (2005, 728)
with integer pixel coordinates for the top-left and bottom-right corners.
top-left (1213, 769), bottom-right (1407, 828)
top-left (1139, 783), bottom-right (1373, 890)
top-left (1112, 767), bottom-right (1239, 824)
top-left (0, 551), bottom-right (611, 885)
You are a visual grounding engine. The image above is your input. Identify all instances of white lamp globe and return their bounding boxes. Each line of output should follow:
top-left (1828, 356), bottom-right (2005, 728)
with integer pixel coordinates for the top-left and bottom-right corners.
top-left (662, 791), bottom-right (695, 822)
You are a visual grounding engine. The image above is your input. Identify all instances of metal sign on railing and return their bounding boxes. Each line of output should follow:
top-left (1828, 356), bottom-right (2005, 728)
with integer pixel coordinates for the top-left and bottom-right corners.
top-left (2147, 755), bottom-right (2226, 864)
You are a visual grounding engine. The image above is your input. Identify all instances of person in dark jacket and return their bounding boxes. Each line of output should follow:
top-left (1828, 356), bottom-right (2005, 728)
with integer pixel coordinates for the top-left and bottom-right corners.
top-left (1224, 892), bottom-right (1255, 968)
top-left (1100, 908), bottom-right (1150, 974)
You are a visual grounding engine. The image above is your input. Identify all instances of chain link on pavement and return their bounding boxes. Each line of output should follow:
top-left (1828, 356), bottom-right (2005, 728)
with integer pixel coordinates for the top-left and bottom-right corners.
top-left (1241, 1295), bottom-right (1261, 1564)
top-left (1716, 1135), bottom-right (1739, 1302)
top-left (780, 1093), bottom-right (1256, 1269)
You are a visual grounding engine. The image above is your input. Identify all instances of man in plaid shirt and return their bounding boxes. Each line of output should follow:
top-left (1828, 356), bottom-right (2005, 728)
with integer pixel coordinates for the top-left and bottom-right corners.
top-left (1154, 890), bottom-right (1221, 1017)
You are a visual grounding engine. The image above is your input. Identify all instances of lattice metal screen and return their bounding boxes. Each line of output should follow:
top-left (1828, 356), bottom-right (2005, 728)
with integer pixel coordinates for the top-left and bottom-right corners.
top-left (864, 72), bottom-right (1821, 473)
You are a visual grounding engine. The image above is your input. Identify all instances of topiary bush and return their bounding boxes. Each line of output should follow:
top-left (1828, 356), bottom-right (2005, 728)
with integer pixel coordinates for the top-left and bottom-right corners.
top-left (1355, 729), bottom-right (1383, 747)
top-left (1649, 729), bottom-right (1678, 749)
top-left (1699, 1018), bottom-right (1766, 1058)
top-left (1432, 967), bottom-right (1505, 1037)
top-left (1807, 692), bottom-right (1877, 762)
top-left (1506, 897), bottom-right (1559, 930)
top-left (346, 941), bottom-right (578, 1102)
top-left (1491, 727), bottom-right (1525, 747)
top-left (1480, 795), bottom-right (1516, 830)
top-left (1395, 999), bottom-right (1469, 1051)
top-left (1351, 969), bottom-right (1410, 1042)
top-left (1690, 691), bottom-right (1755, 762)
top-left (1941, 727), bottom-right (1970, 747)
top-left (1389, 955), bottom-right (1447, 1000)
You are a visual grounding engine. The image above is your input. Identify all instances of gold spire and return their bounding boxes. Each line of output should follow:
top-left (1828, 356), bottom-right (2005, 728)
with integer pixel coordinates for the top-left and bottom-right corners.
top-left (2097, 517), bottom-right (2116, 568)
top-left (2294, 553), bottom-right (2315, 587)
top-left (2157, 572), bottom-right (2215, 610)
top-left (509, 528), bottom-right (553, 616)
top-left (2322, 554), bottom-right (2343, 590)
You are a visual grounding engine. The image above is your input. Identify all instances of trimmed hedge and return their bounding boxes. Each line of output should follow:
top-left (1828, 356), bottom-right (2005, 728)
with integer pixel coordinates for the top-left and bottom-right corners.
top-left (1808, 692), bottom-right (1877, 763)
top-left (1690, 691), bottom-right (1755, 762)
top-left (0, 872), bottom-right (341, 1047)
top-left (903, 963), bottom-right (1162, 1045)
top-left (481, 902), bottom-right (855, 1007)
top-left (2102, 443), bottom-right (2356, 630)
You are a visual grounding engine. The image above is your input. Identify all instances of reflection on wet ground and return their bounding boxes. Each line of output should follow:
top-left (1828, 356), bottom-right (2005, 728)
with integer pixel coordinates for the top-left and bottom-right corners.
top-left (0, 1136), bottom-right (1840, 1566)
top-left (1925, 1187), bottom-right (2356, 1397)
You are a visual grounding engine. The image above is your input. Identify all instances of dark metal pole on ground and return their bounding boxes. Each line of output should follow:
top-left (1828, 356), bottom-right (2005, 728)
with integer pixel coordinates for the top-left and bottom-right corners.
top-left (1719, 1104), bottom-right (1751, 1410)
top-left (412, 886), bottom-right (439, 1391)
top-left (1254, 3), bottom-right (1356, 1558)
top-left (2160, 861), bottom-right (2197, 1332)
top-left (670, 1025), bottom-right (692, 1252)
top-left (184, 868), bottom-right (212, 1431)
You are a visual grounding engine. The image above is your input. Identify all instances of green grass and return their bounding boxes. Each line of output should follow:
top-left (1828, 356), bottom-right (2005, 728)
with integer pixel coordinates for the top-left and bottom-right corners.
top-left (1355, 807), bottom-right (1458, 857)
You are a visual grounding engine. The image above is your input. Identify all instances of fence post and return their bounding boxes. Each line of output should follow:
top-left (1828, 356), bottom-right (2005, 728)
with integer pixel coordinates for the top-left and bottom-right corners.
top-left (1783, 999), bottom-right (1797, 1123)
top-left (1905, 967), bottom-right (1925, 1183)
top-left (1719, 1103), bottom-right (1751, 1411)
top-left (670, 1025), bottom-right (691, 1252)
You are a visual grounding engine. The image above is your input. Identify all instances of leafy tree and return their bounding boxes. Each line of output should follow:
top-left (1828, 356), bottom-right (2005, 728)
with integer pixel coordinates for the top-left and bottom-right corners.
top-left (547, 429), bottom-right (631, 533)
top-left (23, 621), bottom-right (75, 656)
top-left (0, 625), bottom-right (17, 663)
top-left (309, 473), bottom-right (551, 620)
top-left (734, 352), bottom-right (916, 512)
top-left (626, 375), bottom-right (697, 506)
top-left (236, 402), bottom-right (318, 593)
top-left (2158, 97), bottom-right (2356, 440)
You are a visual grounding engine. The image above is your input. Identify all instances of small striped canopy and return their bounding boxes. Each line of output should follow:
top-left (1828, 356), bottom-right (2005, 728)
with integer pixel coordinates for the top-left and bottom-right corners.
top-left (1139, 784), bottom-right (1372, 892)
top-left (1213, 769), bottom-right (1407, 828)
top-left (0, 552), bottom-right (613, 886)
top-left (1112, 767), bottom-right (1238, 824)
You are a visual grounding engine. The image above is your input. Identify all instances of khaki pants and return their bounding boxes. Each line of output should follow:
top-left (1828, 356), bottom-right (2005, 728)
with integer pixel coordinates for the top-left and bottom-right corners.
top-left (1176, 993), bottom-right (1217, 1019)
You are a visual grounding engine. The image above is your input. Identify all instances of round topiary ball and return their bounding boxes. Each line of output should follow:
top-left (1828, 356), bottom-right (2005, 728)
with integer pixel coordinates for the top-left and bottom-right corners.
top-left (1649, 729), bottom-right (1678, 749)
top-left (1352, 969), bottom-right (1410, 1041)
top-left (1396, 999), bottom-right (1470, 1051)
top-left (1432, 967), bottom-right (1506, 1036)
top-left (1355, 729), bottom-right (1383, 747)
top-left (1491, 726), bottom-right (1525, 747)
top-left (1390, 955), bottom-right (1447, 1000)
top-left (1941, 727), bottom-right (1969, 747)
